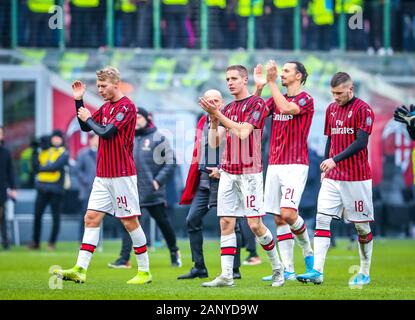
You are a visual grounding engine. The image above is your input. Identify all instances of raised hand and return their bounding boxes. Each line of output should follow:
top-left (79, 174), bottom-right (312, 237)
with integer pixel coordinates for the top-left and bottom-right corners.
top-left (254, 64), bottom-right (267, 89)
top-left (72, 80), bottom-right (86, 100)
top-left (266, 60), bottom-right (278, 83)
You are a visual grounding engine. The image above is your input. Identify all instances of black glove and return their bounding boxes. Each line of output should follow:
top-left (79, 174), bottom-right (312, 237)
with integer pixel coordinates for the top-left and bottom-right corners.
top-left (394, 104), bottom-right (415, 126)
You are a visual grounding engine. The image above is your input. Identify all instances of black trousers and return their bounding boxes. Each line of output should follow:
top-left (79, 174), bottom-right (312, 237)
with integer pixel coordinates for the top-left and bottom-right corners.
top-left (32, 190), bottom-right (62, 245)
top-left (0, 202), bottom-right (9, 248)
top-left (119, 203), bottom-right (179, 261)
top-left (186, 186), bottom-right (242, 270)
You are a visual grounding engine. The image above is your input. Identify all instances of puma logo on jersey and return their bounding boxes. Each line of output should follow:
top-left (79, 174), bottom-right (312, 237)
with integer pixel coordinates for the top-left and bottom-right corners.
top-left (274, 113), bottom-right (293, 121)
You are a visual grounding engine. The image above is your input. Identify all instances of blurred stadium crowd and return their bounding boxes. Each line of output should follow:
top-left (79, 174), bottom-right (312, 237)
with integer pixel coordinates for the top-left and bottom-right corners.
top-left (0, 0), bottom-right (414, 52)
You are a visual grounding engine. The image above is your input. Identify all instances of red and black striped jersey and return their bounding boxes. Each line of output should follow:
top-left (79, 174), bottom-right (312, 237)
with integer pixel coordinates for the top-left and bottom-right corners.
top-left (266, 91), bottom-right (314, 165)
top-left (324, 97), bottom-right (374, 181)
top-left (92, 96), bottom-right (137, 178)
top-left (220, 95), bottom-right (267, 174)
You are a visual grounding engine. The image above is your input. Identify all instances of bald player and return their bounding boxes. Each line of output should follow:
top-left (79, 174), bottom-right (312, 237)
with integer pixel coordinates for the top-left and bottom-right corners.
top-left (178, 89), bottom-right (243, 280)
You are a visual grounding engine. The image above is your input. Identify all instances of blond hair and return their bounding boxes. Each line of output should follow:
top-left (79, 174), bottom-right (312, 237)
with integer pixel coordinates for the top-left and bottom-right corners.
top-left (96, 66), bottom-right (120, 84)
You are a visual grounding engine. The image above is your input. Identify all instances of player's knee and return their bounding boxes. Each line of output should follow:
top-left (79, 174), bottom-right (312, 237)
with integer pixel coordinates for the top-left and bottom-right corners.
top-left (121, 217), bottom-right (139, 232)
top-left (220, 218), bottom-right (235, 234)
top-left (316, 213), bottom-right (332, 230)
top-left (84, 211), bottom-right (101, 227)
top-left (280, 208), bottom-right (297, 225)
top-left (247, 218), bottom-right (262, 234)
top-left (354, 222), bottom-right (371, 235)
top-left (274, 214), bottom-right (287, 227)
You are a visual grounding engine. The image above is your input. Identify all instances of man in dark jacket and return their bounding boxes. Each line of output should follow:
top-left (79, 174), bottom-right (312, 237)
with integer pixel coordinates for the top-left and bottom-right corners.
top-left (0, 126), bottom-right (16, 250)
top-left (108, 107), bottom-right (181, 268)
top-left (75, 133), bottom-right (98, 240)
top-left (29, 130), bottom-right (69, 250)
top-left (177, 90), bottom-right (242, 280)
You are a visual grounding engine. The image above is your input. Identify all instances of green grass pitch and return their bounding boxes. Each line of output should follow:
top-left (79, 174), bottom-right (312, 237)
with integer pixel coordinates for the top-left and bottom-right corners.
top-left (0, 239), bottom-right (414, 300)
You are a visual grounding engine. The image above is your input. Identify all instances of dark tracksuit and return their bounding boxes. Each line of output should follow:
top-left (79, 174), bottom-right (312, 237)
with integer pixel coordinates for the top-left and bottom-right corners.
top-left (118, 125), bottom-right (178, 261)
top-left (75, 147), bottom-right (97, 240)
top-left (185, 117), bottom-right (242, 271)
top-left (0, 144), bottom-right (15, 249)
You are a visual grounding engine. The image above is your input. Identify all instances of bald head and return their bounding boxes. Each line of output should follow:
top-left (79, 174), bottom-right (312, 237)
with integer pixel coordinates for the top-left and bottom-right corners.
top-left (203, 89), bottom-right (224, 108)
top-left (203, 89), bottom-right (222, 100)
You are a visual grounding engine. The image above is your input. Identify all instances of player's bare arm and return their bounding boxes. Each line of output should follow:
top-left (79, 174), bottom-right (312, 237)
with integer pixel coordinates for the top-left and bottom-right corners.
top-left (253, 64), bottom-right (267, 97)
top-left (267, 60), bottom-right (300, 115)
top-left (208, 115), bottom-right (226, 149)
top-left (199, 97), bottom-right (254, 140)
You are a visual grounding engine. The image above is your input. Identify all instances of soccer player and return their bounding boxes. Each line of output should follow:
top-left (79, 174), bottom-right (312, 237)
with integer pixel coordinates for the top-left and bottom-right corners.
top-left (254, 60), bottom-right (314, 281)
top-left (297, 72), bottom-right (375, 286)
top-left (199, 65), bottom-right (284, 288)
top-left (53, 66), bottom-right (152, 285)
top-left (394, 104), bottom-right (415, 140)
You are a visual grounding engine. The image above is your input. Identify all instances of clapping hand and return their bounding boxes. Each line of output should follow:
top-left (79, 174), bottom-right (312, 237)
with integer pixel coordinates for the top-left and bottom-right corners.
top-left (266, 60), bottom-right (278, 83)
top-left (254, 64), bottom-right (267, 89)
top-left (199, 97), bottom-right (219, 116)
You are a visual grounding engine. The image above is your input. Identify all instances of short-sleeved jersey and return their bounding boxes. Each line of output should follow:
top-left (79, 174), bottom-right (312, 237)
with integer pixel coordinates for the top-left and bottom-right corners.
top-left (324, 97), bottom-right (374, 181)
top-left (92, 96), bottom-right (137, 178)
top-left (220, 95), bottom-right (267, 174)
top-left (266, 91), bottom-right (314, 165)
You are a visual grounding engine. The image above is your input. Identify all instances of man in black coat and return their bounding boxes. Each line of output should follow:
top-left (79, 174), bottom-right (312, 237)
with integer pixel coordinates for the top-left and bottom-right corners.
top-left (177, 90), bottom-right (243, 280)
top-left (0, 126), bottom-right (16, 250)
top-left (108, 108), bottom-right (181, 268)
